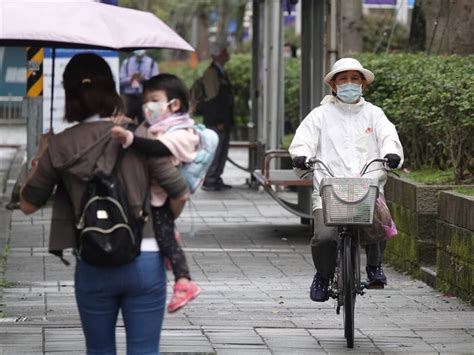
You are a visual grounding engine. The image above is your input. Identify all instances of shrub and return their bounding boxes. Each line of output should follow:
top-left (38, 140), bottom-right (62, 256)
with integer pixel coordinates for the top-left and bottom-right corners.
top-left (164, 53), bottom-right (473, 183)
top-left (284, 57), bottom-right (300, 133)
top-left (226, 53), bottom-right (252, 127)
top-left (357, 53), bottom-right (474, 183)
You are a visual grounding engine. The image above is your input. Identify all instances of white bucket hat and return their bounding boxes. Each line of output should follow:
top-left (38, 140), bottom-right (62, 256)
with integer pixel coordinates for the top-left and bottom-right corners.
top-left (324, 58), bottom-right (374, 85)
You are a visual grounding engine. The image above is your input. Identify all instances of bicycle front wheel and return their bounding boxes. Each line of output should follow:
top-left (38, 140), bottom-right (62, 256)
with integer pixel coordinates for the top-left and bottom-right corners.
top-left (342, 236), bottom-right (355, 348)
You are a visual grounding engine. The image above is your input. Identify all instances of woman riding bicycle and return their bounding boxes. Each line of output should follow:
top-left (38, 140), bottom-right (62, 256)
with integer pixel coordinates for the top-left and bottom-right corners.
top-left (289, 58), bottom-right (404, 302)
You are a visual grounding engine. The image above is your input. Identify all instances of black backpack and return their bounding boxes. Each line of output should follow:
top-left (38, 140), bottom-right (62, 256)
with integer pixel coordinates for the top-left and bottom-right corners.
top-left (75, 149), bottom-right (147, 267)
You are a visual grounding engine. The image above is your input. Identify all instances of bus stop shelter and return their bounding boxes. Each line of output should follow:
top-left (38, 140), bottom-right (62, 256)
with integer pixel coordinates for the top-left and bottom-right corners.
top-left (250, 0), bottom-right (335, 222)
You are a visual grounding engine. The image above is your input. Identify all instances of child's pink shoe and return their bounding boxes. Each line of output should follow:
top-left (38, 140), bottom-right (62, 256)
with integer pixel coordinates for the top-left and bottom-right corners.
top-left (167, 281), bottom-right (201, 313)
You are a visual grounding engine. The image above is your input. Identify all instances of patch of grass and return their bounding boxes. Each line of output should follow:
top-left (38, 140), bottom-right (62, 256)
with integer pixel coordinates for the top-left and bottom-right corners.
top-left (400, 168), bottom-right (456, 185)
top-left (0, 279), bottom-right (13, 288)
top-left (452, 187), bottom-right (474, 196)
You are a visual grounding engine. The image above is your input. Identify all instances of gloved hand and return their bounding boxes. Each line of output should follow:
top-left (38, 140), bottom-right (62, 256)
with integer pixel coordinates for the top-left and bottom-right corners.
top-left (384, 154), bottom-right (401, 169)
top-left (292, 156), bottom-right (309, 170)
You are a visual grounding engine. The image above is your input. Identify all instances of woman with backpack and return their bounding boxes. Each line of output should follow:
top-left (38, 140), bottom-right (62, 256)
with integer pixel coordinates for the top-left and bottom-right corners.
top-left (19, 53), bottom-right (189, 354)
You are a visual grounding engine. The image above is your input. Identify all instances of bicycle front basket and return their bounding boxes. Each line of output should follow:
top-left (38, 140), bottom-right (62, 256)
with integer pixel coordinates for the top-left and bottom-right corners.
top-left (320, 177), bottom-right (379, 226)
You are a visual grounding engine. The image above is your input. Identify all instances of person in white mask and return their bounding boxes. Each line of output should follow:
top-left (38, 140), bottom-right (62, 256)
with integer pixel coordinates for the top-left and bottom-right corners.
top-left (111, 73), bottom-right (202, 313)
top-left (289, 58), bottom-right (404, 302)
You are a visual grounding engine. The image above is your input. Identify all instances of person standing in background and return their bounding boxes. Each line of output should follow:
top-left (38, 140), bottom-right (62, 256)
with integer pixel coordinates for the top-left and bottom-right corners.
top-left (200, 41), bottom-right (234, 191)
top-left (120, 50), bottom-right (159, 123)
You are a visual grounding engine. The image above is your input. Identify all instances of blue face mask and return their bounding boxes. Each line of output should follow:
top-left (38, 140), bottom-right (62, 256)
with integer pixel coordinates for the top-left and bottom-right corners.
top-left (336, 83), bottom-right (362, 103)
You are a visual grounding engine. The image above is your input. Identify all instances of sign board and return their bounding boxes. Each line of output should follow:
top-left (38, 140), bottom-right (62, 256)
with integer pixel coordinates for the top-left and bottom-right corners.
top-left (0, 47), bottom-right (27, 96)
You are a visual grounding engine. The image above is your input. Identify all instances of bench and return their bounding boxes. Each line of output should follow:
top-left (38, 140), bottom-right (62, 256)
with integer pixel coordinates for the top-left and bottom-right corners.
top-left (227, 141), bottom-right (259, 173)
top-left (252, 149), bottom-right (314, 223)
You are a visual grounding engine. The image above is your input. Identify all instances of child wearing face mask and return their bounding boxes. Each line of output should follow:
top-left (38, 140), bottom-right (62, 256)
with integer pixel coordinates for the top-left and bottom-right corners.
top-left (111, 73), bottom-right (201, 313)
top-left (289, 58), bottom-right (404, 303)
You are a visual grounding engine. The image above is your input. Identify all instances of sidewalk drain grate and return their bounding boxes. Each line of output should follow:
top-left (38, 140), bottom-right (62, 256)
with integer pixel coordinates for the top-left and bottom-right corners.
top-left (0, 315), bottom-right (28, 323)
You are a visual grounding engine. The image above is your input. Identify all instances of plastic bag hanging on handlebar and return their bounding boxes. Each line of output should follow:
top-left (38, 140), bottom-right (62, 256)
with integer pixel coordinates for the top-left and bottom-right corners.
top-left (360, 194), bottom-right (397, 245)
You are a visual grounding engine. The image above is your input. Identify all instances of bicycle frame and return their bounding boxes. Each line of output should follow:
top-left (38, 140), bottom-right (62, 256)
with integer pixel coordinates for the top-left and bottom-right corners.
top-left (327, 225), bottom-right (363, 348)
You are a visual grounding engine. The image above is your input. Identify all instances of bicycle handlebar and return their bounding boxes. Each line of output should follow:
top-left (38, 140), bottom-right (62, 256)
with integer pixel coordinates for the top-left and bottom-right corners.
top-left (306, 157), bottom-right (393, 178)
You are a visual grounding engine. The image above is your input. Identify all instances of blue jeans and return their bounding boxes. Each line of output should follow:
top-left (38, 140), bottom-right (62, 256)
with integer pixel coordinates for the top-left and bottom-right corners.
top-left (75, 252), bottom-right (166, 355)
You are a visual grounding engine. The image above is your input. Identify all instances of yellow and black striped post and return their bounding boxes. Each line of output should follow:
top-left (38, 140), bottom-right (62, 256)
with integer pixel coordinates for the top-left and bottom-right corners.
top-left (25, 47), bottom-right (44, 163)
top-left (27, 47), bottom-right (44, 97)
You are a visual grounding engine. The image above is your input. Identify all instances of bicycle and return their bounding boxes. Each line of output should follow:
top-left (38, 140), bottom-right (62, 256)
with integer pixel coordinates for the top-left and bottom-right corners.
top-left (304, 157), bottom-right (391, 348)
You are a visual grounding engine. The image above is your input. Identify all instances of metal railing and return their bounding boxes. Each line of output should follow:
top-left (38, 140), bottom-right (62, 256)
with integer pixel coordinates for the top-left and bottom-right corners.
top-left (0, 96), bottom-right (25, 122)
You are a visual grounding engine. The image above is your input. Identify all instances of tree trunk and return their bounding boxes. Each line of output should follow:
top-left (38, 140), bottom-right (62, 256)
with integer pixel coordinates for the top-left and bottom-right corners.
top-left (234, 0), bottom-right (247, 52)
top-left (196, 4), bottom-right (210, 60)
top-left (423, 0), bottom-right (474, 55)
top-left (408, 0), bottom-right (426, 51)
top-left (341, 0), bottom-right (363, 54)
top-left (216, 0), bottom-right (230, 44)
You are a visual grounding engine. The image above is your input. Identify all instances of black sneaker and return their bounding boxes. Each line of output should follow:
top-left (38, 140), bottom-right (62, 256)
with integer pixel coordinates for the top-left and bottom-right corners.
top-left (310, 273), bottom-right (329, 302)
top-left (366, 264), bottom-right (387, 288)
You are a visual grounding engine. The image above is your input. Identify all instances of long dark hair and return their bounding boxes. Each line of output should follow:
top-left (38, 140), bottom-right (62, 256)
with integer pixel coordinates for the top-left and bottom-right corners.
top-left (143, 73), bottom-right (190, 113)
top-left (63, 53), bottom-right (123, 122)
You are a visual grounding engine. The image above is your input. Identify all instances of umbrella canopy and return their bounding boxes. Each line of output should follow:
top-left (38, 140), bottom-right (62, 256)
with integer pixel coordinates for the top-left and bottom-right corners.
top-left (0, 1), bottom-right (194, 51)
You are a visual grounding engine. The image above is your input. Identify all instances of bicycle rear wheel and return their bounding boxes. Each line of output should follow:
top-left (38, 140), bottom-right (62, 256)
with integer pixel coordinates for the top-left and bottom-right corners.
top-left (342, 236), bottom-right (355, 348)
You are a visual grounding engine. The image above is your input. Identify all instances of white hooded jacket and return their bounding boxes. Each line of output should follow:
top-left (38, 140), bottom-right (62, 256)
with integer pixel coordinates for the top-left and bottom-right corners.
top-left (289, 95), bottom-right (404, 211)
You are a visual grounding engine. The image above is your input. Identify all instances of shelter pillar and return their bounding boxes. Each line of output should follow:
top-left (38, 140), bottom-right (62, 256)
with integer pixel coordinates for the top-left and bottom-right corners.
top-left (251, 0), bottom-right (265, 172)
top-left (300, 0), bottom-right (325, 118)
top-left (261, 0), bottom-right (283, 152)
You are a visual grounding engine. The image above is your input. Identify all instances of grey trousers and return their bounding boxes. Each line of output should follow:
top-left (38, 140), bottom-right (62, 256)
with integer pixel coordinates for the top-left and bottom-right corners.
top-left (204, 127), bottom-right (230, 185)
top-left (311, 209), bottom-right (386, 279)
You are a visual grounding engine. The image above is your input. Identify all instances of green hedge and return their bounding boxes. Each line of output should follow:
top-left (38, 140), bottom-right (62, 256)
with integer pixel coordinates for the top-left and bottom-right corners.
top-left (165, 53), bottom-right (473, 182)
top-left (355, 53), bottom-right (473, 183)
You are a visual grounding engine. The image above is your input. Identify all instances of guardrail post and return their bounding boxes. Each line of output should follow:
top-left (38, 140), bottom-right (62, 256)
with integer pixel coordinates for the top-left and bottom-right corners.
top-left (25, 47), bottom-right (44, 163)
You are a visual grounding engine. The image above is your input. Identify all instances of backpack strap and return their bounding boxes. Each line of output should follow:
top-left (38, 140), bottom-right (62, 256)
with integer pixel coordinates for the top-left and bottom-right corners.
top-left (165, 123), bottom-right (202, 147)
top-left (166, 123), bottom-right (195, 133)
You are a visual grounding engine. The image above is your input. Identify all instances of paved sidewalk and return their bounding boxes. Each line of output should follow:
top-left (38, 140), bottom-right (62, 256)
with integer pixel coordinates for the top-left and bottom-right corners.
top-left (0, 128), bottom-right (473, 354)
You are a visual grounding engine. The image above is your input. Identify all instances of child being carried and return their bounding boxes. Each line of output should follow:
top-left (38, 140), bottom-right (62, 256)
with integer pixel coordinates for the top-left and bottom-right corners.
top-left (112, 73), bottom-right (202, 313)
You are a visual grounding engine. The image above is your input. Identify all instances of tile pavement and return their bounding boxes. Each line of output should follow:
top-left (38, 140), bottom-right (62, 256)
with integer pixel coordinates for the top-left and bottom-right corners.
top-left (0, 125), bottom-right (472, 354)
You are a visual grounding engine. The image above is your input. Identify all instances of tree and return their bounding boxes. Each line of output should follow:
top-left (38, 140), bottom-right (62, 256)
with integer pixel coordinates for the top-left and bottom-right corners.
top-left (118, 0), bottom-right (227, 60)
top-left (409, 0), bottom-right (474, 55)
top-left (233, 0), bottom-right (247, 52)
top-left (341, 0), bottom-right (363, 54)
top-left (408, 0), bottom-right (426, 51)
